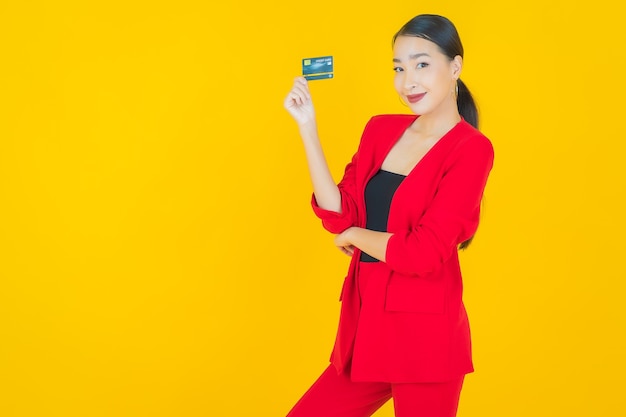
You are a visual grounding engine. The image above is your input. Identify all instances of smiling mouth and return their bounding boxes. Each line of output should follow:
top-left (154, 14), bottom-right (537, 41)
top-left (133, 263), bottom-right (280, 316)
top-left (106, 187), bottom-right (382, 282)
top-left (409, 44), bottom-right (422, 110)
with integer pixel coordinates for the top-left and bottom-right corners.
top-left (406, 93), bottom-right (426, 103)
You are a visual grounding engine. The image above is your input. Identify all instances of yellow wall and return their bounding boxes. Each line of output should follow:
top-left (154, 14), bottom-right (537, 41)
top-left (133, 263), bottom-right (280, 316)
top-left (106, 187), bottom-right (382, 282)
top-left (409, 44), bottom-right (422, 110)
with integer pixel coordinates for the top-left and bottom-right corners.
top-left (1, 1), bottom-right (625, 416)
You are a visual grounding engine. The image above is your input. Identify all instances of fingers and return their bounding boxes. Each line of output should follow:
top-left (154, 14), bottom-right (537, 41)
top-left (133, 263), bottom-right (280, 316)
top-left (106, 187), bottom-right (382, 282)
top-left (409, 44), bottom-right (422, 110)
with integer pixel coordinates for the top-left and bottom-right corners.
top-left (286, 77), bottom-right (310, 101)
top-left (339, 247), bottom-right (351, 256)
top-left (291, 79), bottom-right (311, 101)
top-left (337, 245), bottom-right (355, 257)
top-left (334, 233), bottom-right (354, 257)
top-left (294, 76), bottom-right (310, 91)
top-left (286, 90), bottom-right (308, 106)
top-left (284, 76), bottom-right (316, 124)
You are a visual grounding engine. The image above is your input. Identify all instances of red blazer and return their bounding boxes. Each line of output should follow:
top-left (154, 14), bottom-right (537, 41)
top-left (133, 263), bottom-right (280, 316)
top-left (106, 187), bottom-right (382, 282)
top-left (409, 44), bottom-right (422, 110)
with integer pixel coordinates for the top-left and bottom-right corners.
top-left (311, 114), bottom-right (494, 383)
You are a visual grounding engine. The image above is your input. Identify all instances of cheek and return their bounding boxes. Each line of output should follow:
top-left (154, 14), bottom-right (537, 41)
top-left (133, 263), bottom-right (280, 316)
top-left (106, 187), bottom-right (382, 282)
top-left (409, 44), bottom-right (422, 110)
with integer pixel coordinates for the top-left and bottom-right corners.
top-left (421, 71), bottom-right (438, 88)
top-left (420, 72), bottom-right (447, 95)
top-left (393, 74), bottom-right (403, 94)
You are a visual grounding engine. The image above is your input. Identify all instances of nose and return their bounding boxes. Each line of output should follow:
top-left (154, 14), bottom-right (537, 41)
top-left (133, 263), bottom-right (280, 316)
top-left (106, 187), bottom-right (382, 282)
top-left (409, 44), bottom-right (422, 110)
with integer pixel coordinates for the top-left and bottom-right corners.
top-left (402, 69), bottom-right (418, 93)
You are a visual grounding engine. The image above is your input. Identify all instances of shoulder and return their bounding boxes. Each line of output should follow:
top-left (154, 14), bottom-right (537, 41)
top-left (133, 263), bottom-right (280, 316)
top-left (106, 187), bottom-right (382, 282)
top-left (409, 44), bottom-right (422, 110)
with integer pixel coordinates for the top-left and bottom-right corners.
top-left (452, 120), bottom-right (494, 159)
top-left (439, 121), bottom-right (494, 175)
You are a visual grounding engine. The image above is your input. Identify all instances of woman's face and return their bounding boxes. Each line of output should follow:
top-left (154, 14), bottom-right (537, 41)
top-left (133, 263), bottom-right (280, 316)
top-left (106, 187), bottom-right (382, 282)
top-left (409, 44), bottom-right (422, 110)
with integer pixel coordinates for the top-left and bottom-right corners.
top-left (393, 35), bottom-right (462, 116)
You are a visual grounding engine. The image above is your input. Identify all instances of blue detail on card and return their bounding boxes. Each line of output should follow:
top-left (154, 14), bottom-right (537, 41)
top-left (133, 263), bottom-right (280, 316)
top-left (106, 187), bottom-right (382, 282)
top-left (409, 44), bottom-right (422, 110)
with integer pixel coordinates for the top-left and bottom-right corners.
top-left (302, 56), bottom-right (333, 80)
top-left (304, 73), bottom-right (334, 81)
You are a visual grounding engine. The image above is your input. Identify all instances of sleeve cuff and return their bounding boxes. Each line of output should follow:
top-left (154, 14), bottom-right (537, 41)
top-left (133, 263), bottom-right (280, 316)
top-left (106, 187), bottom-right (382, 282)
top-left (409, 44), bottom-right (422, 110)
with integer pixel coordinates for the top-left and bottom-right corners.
top-left (311, 194), bottom-right (353, 234)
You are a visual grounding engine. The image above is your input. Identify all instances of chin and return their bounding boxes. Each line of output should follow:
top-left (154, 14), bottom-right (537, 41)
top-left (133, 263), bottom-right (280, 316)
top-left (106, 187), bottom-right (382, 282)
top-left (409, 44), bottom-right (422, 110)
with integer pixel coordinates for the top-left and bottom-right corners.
top-left (409, 103), bottom-right (429, 115)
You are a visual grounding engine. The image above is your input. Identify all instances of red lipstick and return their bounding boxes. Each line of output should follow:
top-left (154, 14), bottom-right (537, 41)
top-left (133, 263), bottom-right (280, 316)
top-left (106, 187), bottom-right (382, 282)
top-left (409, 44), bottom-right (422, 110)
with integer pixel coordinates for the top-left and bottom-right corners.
top-left (406, 93), bottom-right (426, 104)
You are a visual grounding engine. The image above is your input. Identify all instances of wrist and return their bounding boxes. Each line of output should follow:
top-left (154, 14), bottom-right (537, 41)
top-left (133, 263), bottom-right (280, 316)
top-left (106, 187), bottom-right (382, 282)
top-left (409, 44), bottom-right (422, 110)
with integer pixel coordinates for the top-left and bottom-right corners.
top-left (298, 120), bottom-right (318, 138)
top-left (346, 226), bottom-right (358, 242)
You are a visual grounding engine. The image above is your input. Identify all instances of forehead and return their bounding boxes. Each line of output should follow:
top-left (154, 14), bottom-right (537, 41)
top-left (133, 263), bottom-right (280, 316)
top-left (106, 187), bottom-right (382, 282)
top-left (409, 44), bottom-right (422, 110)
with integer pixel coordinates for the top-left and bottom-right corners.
top-left (393, 36), bottom-right (443, 60)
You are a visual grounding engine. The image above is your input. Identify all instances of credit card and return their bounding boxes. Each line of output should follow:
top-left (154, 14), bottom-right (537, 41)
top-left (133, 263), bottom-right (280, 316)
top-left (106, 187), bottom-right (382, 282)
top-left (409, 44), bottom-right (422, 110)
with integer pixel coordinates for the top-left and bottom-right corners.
top-left (302, 56), bottom-right (334, 80)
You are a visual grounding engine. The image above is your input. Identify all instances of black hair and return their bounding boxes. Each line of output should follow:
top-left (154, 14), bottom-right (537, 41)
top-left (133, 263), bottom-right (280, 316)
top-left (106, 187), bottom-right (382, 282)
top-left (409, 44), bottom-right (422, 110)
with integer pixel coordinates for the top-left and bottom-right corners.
top-left (393, 14), bottom-right (479, 249)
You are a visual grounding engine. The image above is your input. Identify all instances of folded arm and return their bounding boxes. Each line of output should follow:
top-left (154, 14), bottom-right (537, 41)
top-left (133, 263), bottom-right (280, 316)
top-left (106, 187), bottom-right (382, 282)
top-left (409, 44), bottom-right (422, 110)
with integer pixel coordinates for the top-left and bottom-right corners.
top-left (335, 136), bottom-right (494, 276)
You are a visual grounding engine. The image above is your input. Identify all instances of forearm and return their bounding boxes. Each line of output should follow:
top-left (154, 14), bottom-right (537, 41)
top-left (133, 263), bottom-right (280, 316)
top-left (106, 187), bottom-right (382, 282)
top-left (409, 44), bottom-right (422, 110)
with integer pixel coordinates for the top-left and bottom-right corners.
top-left (299, 122), bottom-right (341, 213)
top-left (345, 227), bottom-right (393, 262)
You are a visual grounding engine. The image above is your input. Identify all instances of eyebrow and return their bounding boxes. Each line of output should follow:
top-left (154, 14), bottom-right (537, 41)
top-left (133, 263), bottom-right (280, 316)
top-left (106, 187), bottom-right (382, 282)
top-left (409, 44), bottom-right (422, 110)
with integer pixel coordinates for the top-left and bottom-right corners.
top-left (393, 53), bottom-right (430, 63)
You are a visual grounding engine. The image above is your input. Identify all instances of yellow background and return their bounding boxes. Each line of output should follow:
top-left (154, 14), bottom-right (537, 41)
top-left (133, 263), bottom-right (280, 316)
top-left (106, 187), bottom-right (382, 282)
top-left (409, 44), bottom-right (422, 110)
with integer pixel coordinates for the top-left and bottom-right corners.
top-left (1, 1), bottom-right (625, 416)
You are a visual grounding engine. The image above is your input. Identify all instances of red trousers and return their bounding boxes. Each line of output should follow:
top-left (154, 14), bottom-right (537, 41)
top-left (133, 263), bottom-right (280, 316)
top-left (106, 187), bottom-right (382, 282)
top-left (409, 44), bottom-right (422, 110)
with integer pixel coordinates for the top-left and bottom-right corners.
top-left (286, 364), bottom-right (464, 417)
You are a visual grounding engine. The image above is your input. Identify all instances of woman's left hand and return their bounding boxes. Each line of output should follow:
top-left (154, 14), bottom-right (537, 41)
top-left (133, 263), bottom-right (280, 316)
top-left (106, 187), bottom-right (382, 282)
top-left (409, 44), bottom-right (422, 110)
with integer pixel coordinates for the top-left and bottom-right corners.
top-left (335, 228), bottom-right (355, 257)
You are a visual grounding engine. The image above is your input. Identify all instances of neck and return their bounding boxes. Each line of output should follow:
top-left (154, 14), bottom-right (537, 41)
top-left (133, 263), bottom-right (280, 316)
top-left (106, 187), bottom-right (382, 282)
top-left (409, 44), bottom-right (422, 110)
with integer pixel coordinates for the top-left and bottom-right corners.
top-left (410, 98), bottom-right (461, 137)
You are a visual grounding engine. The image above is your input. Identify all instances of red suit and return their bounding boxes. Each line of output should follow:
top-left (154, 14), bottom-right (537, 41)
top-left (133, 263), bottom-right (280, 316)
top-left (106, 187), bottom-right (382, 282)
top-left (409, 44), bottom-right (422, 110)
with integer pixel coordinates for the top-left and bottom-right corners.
top-left (311, 114), bottom-right (495, 383)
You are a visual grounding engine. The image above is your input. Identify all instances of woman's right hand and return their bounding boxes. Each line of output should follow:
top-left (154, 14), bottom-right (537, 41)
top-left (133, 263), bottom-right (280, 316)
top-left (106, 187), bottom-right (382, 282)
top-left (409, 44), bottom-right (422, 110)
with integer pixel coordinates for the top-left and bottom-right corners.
top-left (284, 76), bottom-right (316, 127)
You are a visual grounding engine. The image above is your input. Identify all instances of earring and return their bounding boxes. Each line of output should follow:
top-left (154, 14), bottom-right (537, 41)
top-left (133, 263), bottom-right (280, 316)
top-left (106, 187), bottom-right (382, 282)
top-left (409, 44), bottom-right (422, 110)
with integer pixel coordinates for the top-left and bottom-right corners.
top-left (398, 95), bottom-right (408, 107)
top-left (455, 81), bottom-right (459, 98)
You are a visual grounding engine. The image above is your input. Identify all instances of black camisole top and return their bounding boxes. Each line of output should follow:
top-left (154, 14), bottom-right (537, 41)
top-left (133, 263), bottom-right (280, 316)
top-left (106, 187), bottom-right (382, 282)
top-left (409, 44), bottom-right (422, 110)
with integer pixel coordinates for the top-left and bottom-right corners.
top-left (359, 169), bottom-right (406, 262)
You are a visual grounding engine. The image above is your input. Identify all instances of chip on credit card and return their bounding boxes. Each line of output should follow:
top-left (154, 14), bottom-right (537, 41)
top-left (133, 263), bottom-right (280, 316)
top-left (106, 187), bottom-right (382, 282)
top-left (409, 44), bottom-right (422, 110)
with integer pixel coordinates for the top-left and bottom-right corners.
top-left (302, 56), bottom-right (334, 80)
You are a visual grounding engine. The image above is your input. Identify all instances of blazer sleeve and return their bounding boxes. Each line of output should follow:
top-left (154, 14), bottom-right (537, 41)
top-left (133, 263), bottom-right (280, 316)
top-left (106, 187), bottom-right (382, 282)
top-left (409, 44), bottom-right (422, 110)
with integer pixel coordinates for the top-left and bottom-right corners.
top-left (310, 150), bottom-right (360, 234)
top-left (385, 135), bottom-right (495, 277)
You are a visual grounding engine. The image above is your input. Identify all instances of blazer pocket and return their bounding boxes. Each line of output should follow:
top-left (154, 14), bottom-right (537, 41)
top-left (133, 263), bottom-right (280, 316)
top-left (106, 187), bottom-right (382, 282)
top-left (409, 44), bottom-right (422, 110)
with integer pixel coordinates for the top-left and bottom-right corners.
top-left (384, 273), bottom-right (446, 314)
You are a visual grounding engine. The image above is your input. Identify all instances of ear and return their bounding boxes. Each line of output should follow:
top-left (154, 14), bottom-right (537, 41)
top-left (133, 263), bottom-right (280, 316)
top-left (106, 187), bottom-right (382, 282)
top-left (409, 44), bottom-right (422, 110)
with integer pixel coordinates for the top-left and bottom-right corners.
top-left (451, 55), bottom-right (463, 79)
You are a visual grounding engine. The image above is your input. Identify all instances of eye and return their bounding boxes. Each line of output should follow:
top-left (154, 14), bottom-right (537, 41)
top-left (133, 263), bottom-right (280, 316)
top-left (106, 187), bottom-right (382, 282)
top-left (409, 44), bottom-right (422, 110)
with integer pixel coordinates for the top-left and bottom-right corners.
top-left (393, 67), bottom-right (404, 72)
top-left (416, 62), bottom-right (429, 69)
